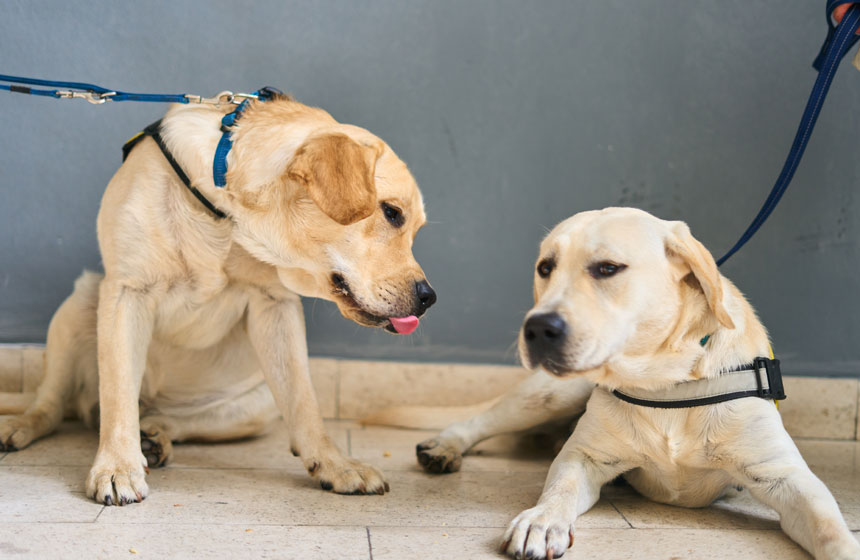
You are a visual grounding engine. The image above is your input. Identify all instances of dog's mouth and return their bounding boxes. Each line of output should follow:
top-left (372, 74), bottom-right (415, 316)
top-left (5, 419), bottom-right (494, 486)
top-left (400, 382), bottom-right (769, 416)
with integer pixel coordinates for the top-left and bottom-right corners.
top-left (331, 273), bottom-right (420, 334)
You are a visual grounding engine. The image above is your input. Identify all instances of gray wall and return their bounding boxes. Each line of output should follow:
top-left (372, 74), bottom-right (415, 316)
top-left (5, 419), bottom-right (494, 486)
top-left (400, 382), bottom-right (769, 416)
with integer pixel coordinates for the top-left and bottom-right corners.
top-left (2, 1), bottom-right (859, 377)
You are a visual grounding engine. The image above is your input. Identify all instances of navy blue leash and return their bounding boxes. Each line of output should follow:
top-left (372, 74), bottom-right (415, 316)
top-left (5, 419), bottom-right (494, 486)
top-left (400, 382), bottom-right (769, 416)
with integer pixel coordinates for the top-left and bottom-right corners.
top-left (0, 74), bottom-right (195, 104)
top-left (716, 1), bottom-right (860, 266)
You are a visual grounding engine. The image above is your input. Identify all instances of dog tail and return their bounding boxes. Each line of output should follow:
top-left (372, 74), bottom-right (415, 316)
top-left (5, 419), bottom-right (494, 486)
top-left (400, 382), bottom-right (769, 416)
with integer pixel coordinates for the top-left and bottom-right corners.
top-left (0, 392), bottom-right (35, 415)
top-left (360, 396), bottom-right (502, 430)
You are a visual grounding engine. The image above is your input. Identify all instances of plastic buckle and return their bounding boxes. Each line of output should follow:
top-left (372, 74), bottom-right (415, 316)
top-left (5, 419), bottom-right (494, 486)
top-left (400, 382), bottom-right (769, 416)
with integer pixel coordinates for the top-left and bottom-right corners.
top-left (753, 357), bottom-right (786, 401)
top-left (255, 86), bottom-right (283, 101)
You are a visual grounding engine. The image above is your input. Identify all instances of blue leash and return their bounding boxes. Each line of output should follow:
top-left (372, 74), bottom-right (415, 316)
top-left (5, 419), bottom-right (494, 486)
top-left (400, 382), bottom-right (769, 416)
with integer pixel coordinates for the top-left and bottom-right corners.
top-left (0, 74), bottom-right (193, 104)
top-left (0, 73), bottom-right (282, 190)
top-left (716, 1), bottom-right (860, 265)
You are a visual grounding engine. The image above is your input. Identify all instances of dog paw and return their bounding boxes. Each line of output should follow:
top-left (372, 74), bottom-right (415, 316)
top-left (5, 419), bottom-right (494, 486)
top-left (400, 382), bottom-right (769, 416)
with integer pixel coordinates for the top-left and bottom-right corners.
top-left (139, 429), bottom-right (173, 468)
top-left (0, 416), bottom-right (37, 451)
top-left (416, 438), bottom-right (462, 473)
top-left (86, 452), bottom-right (149, 506)
top-left (501, 504), bottom-right (575, 560)
top-left (308, 456), bottom-right (389, 495)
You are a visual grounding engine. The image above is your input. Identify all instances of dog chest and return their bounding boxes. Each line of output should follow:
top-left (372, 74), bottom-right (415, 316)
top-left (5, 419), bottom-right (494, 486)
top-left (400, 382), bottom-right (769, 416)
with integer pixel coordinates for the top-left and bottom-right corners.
top-left (154, 283), bottom-right (250, 349)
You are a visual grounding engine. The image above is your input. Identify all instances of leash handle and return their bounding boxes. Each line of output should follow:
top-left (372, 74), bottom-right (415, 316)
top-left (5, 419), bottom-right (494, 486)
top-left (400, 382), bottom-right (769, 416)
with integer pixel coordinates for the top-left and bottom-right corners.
top-left (717, 2), bottom-right (860, 265)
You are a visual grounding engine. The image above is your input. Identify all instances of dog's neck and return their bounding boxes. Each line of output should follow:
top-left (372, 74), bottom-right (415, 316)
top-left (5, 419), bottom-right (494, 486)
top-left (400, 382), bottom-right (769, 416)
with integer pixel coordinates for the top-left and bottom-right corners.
top-left (590, 275), bottom-right (771, 392)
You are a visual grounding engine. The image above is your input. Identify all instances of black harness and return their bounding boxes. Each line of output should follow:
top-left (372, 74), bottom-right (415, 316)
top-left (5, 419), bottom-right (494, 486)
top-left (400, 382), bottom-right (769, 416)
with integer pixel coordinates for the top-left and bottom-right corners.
top-left (122, 120), bottom-right (228, 220)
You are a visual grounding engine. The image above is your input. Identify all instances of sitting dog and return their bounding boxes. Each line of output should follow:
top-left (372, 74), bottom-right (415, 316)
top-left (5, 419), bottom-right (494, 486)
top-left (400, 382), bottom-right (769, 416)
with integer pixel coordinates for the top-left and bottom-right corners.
top-left (0, 93), bottom-right (436, 505)
top-left (379, 208), bottom-right (857, 559)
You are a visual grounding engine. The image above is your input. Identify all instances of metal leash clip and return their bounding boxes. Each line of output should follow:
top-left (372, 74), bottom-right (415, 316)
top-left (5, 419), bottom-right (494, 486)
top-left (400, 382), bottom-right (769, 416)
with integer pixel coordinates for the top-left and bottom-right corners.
top-left (185, 91), bottom-right (259, 106)
top-left (55, 90), bottom-right (116, 104)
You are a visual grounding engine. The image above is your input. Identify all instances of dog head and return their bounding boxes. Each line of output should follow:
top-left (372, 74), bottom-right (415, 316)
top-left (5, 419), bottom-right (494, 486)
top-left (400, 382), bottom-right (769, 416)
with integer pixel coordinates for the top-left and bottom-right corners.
top-left (223, 99), bottom-right (435, 332)
top-left (519, 207), bottom-right (735, 376)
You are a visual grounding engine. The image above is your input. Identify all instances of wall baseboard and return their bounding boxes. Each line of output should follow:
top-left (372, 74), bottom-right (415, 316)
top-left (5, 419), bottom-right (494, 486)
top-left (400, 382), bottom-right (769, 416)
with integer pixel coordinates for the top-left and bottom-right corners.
top-left (1, 344), bottom-right (857, 441)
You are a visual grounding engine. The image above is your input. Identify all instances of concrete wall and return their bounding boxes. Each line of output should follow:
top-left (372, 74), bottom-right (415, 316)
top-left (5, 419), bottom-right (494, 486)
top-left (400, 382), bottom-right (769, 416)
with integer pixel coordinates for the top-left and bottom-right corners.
top-left (2, 0), bottom-right (859, 376)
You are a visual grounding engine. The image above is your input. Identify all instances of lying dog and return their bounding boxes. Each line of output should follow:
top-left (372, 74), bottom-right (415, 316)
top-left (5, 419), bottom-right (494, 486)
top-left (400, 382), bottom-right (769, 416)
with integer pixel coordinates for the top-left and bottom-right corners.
top-left (0, 93), bottom-right (435, 505)
top-left (375, 208), bottom-right (858, 560)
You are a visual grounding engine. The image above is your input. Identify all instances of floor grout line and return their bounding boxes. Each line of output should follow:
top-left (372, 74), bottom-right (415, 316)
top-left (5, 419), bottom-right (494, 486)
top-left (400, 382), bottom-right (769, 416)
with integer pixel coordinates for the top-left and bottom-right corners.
top-left (365, 526), bottom-right (374, 560)
top-left (609, 500), bottom-right (634, 529)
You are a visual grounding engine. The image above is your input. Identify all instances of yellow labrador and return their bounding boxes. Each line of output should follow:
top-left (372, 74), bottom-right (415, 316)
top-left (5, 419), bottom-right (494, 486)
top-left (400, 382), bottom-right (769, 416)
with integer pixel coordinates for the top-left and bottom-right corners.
top-left (0, 94), bottom-right (435, 505)
top-left (384, 208), bottom-right (856, 560)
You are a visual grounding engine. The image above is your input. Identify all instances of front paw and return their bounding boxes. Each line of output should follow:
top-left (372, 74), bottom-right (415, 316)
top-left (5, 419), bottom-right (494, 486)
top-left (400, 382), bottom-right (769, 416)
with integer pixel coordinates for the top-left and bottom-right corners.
top-left (416, 437), bottom-right (463, 473)
top-left (308, 456), bottom-right (389, 495)
top-left (86, 451), bottom-right (149, 506)
top-left (501, 504), bottom-right (575, 560)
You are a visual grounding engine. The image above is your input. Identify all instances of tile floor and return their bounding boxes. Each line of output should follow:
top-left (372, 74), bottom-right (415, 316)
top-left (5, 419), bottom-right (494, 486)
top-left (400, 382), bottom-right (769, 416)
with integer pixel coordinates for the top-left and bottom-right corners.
top-left (0, 418), bottom-right (858, 559)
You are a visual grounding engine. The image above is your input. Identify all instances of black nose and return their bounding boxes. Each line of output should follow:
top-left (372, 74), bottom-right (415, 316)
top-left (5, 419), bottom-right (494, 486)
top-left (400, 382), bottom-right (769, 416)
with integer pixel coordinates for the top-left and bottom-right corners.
top-left (415, 280), bottom-right (437, 311)
top-left (523, 312), bottom-right (568, 364)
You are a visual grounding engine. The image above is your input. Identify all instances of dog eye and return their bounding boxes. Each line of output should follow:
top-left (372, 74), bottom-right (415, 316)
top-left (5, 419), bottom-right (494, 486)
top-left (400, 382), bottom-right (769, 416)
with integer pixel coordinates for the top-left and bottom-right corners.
top-left (589, 261), bottom-right (627, 279)
top-left (381, 202), bottom-right (404, 228)
top-left (537, 258), bottom-right (555, 278)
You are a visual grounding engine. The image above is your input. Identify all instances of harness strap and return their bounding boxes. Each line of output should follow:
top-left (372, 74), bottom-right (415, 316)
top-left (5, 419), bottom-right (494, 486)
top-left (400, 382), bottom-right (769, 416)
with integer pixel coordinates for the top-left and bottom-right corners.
top-left (123, 120), bottom-right (228, 220)
top-left (612, 357), bottom-right (785, 409)
top-left (212, 86), bottom-right (282, 187)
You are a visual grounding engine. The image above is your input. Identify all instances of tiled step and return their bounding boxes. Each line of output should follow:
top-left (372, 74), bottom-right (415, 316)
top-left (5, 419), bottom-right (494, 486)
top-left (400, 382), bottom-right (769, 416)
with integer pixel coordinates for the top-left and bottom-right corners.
top-left (1, 344), bottom-right (857, 440)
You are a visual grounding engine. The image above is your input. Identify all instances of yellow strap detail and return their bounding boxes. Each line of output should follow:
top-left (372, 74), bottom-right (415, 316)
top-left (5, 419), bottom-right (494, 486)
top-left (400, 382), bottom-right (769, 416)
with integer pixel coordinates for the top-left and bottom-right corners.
top-left (768, 344), bottom-right (779, 410)
top-left (125, 131), bottom-right (144, 145)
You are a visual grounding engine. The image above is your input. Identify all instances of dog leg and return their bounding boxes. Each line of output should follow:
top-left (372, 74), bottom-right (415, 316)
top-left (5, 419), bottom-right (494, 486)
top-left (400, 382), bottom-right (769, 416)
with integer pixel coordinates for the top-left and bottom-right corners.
top-left (85, 280), bottom-right (155, 506)
top-left (501, 428), bottom-right (633, 560)
top-left (247, 292), bottom-right (387, 495)
top-left (0, 278), bottom-right (98, 451)
top-left (725, 422), bottom-right (860, 559)
top-left (417, 372), bottom-right (593, 473)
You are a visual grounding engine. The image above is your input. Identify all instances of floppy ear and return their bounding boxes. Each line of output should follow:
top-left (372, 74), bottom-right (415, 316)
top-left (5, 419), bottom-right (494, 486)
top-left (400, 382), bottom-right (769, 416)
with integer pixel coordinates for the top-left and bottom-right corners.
top-left (286, 133), bottom-right (382, 225)
top-left (665, 222), bottom-right (735, 329)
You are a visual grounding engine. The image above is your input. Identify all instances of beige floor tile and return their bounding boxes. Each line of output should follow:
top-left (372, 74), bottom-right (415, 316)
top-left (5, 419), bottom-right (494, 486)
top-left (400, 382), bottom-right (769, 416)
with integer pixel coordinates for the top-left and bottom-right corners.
top-left (369, 527), bottom-right (815, 560)
top-left (796, 438), bottom-right (858, 471)
top-left (370, 526), bottom-right (504, 559)
top-left (338, 360), bottom-right (528, 419)
top-left (0, 420), bottom-right (97, 467)
top-left (20, 345), bottom-right (45, 392)
top-left (0, 346), bottom-right (22, 392)
top-left (349, 425), bottom-right (557, 473)
top-left (96, 468), bottom-right (627, 529)
top-left (1, 523), bottom-right (369, 560)
top-left (0, 465), bottom-right (102, 522)
top-left (556, 528), bottom-right (815, 560)
top-left (781, 377), bottom-right (858, 440)
top-left (856, 383), bottom-right (860, 441)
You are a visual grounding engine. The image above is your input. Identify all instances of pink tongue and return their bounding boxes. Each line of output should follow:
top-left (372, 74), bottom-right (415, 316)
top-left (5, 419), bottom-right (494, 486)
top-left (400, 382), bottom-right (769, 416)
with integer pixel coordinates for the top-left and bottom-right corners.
top-left (389, 315), bottom-right (419, 335)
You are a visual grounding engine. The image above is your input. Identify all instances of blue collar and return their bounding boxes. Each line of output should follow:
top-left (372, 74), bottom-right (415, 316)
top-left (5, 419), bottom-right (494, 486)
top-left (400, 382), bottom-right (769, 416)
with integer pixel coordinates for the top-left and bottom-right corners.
top-left (212, 86), bottom-right (282, 188)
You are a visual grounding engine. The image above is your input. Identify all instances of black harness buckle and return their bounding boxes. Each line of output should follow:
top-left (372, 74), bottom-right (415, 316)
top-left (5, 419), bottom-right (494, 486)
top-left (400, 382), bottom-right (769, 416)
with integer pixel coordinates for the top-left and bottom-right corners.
top-left (752, 357), bottom-right (786, 401)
